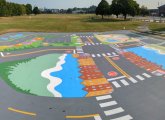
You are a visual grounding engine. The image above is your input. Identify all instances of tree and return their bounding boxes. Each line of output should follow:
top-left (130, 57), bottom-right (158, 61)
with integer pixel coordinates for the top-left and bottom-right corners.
top-left (26, 4), bottom-right (32, 15)
top-left (95, 0), bottom-right (109, 19)
top-left (140, 5), bottom-right (149, 16)
top-left (33, 7), bottom-right (40, 15)
top-left (111, 0), bottom-right (121, 18)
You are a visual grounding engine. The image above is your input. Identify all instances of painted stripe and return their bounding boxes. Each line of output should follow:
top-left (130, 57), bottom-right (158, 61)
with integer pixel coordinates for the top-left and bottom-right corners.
top-left (8, 107), bottom-right (36, 116)
top-left (120, 79), bottom-right (129, 86)
top-left (66, 114), bottom-right (100, 119)
top-left (112, 81), bottom-right (121, 88)
top-left (107, 53), bottom-right (111, 56)
top-left (3, 49), bottom-right (75, 58)
top-left (92, 54), bottom-right (96, 58)
top-left (97, 54), bottom-right (101, 57)
top-left (96, 95), bottom-right (112, 101)
top-left (88, 43), bottom-right (91, 45)
top-left (92, 43), bottom-right (95, 45)
top-left (112, 52), bottom-right (117, 55)
top-left (129, 77), bottom-right (137, 83)
top-left (73, 50), bottom-right (76, 54)
top-left (99, 101), bottom-right (117, 108)
top-left (104, 56), bottom-right (131, 78)
top-left (136, 75), bottom-right (145, 81)
top-left (96, 43), bottom-right (99, 45)
top-left (143, 73), bottom-right (151, 78)
top-left (0, 52), bottom-right (4, 57)
top-left (102, 53), bottom-right (106, 56)
top-left (111, 115), bottom-right (133, 120)
top-left (77, 52), bottom-right (84, 53)
top-left (108, 76), bottom-right (126, 81)
top-left (104, 107), bottom-right (124, 116)
top-left (94, 115), bottom-right (102, 120)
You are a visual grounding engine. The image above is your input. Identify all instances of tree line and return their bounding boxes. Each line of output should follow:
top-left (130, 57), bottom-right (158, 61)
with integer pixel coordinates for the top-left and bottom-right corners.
top-left (96, 0), bottom-right (149, 19)
top-left (0, 0), bottom-right (40, 17)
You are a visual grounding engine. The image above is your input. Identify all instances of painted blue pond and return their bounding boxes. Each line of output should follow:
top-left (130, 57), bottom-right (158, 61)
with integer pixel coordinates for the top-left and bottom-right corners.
top-left (50, 54), bottom-right (87, 98)
top-left (126, 46), bottom-right (165, 69)
top-left (0, 33), bottom-right (24, 41)
top-left (107, 39), bottom-right (118, 42)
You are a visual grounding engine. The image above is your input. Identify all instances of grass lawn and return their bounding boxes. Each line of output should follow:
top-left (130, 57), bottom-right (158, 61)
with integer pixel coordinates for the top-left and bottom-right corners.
top-left (0, 14), bottom-right (144, 33)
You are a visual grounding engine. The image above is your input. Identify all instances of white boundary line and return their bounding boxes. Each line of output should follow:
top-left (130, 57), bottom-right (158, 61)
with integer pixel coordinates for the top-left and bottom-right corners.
top-left (108, 76), bottom-right (126, 81)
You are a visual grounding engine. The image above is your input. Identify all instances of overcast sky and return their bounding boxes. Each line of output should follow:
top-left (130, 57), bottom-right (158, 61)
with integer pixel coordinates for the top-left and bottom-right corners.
top-left (7, 0), bottom-right (164, 9)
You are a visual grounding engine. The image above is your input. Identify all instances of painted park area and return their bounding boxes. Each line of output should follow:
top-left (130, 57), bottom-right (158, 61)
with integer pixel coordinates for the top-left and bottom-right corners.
top-left (95, 34), bottom-right (140, 44)
top-left (0, 53), bottom-right (112, 98)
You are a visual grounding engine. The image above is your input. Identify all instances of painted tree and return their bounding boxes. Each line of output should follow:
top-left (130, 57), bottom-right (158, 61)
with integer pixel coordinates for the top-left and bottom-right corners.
top-left (95, 0), bottom-right (109, 19)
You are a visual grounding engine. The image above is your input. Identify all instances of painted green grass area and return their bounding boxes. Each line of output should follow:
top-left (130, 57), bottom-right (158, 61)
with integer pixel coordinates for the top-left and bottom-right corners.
top-left (145, 44), bottom-right (165, 53)
top-left (3, 41), bottom-right (43, 52)
top-left (0, 14), bottom-right (143, 33)
top-left (0, 53), bottom-right (62, 97)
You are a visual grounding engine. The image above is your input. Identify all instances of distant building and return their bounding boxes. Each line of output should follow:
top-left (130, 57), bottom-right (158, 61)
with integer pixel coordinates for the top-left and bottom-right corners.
top-left (148, 9), bottom-right (159, 16)
top-left (72, 10), bottom-right (86, 14)
top-left (158, 4), bottom-right (165, 17)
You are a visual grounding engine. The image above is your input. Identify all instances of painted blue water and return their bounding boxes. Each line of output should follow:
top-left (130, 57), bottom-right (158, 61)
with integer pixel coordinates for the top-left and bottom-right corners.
top-left (0, 34), bottom-right (24, 41)
top-left (50, 54), bottom-right (87, 98)
top-left (107, 39), bottom-right (118, 42)
top-left (126, 46), bottom-right (165, 69)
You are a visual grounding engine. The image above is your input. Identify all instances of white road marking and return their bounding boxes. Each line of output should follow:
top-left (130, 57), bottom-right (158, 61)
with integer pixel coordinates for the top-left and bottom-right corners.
top-left (88, 43), bottom-right (91, 45)
top-left (100, 43), bottom-right (102, 44)
top-left (108, 76), bottom-right (126, 81)
top-left (112, 81), bottom-right (121, 88)
top-left (143, 73), bottom-right (151, 78)
top-left (0, 52), bottom-right (4, 57)
top-left (96, 95), bottom-right (112, 101)
top-left (112, 52), bottom-right (117, 55)
top-left (73, 50), bottom-right (76, 54)
top-left (104, 107), bottom-right (124, 116)
top-left (111, 115), bottom-right (133, 120)
top-left (84, 43), bottom-right (87, 45)
top-left (77, 51), bottom-right (84, 53)
top-left (102, 53), bottom-right (106, 56)
top-left (120, 79), bottom-right (129, 86)
top-left (136, 75), bottom-right (145, 81)
top-left (99, 101), bottom-right (117, 108)
top-left (94, 115), bottom-right (102, 120)
top-left (92, 54), bottom-right (96, 58)
top-left (97, 54), bottom-right (101, 57)
top-left (92, 43), bottom-right (95, 45)
top-left (129, 77), bottom-right (137, 83)
top-left (107, 53), bottom-right (111, 56)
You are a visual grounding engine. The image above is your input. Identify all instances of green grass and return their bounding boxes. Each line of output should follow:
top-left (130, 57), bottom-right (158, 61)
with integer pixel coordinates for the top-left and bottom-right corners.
top-left (0, 14), bottom-right (144, 33)
top-left (149, 23), bottom-right (165, 31)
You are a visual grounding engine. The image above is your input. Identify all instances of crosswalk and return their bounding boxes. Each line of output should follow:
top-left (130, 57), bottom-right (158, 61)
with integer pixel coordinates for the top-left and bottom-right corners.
top-left (90, 52), bottom-right (119, 58)
top-left (84, 43), bottom-right (102, 46)
top-left (96, 95), bottom-right (133, 120)
top-left (80, 36), bottom-right (94, 38)
top-left (110, 73), bottom-right (152, 88)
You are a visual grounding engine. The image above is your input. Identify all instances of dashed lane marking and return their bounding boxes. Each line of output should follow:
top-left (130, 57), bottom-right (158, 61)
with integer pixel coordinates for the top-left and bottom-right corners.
top-left (8, 107), bottom-right (36, 116)
top-left (104, 107), bottom-right (124, 116)
top-left (99, 101), bottom-right (117, 108)
top-left (96, 95), bottom-right (112, 101)
top-left (136, 75), bottom-right (145, 81)
top-left (120, 79), bottom-right (129, 86)
top-left (143, 73), bottom-right (151, 78)
top-left (111, 115), bottom-right (133, 120)
top-left (112, 81), bottom-right (121, 88)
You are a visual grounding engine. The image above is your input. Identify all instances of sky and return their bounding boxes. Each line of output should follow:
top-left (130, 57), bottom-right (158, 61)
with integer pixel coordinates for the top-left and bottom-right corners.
top-left (7, 0), bottom-right (164, 9)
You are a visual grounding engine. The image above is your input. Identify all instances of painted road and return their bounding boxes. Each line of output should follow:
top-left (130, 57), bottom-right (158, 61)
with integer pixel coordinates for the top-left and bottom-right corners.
top-left (0, 30), bottom-right (165, 120)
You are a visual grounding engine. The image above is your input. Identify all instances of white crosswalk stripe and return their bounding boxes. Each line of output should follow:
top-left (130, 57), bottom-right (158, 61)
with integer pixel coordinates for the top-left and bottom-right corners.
top-left (112, 81), bottom-right (121, 88)
top-left (97, 54), bottom-right (101, 57)
top-left (129, 77), bottom-right (137, 83)
top-left (94, 115), bottom-right (102, 120)
top-left (96, 95), bottom-right (112, 101)
top-left (102, 53), bottom-right (106, 56)
top-left (120, 79), bottom-right (129, 86)
top-left (112, 52), bottom-right (117, 55)
top-left (92, 54), bottom-right (96, 58)
top-left (136, 75), bottom-right (145, 81)
top-left (111, 115), bottom-right (133, 120)
top-left (142, 73), bottom-right (151, 78)
top-left (107, 53), bottom-right (111, 56)
top-left (99, 101), bottom-right (117, 108)
top-left (104, 107), bottom-right (124, 116)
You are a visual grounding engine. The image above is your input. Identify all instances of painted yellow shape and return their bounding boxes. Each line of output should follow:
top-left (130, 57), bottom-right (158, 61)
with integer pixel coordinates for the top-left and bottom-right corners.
top-left (66, 114), bottom-right (99, 119)
top-left (8, 107), bottom-right (36, 116)
top-left (78, 58), bottom-right (95, 66)
top-left (82, 78), bottom-right (108, 86)
top-left (104, 56), bottom-right (130, 78)
top-left (86, 89), bottom-right (113, 97)
top-left (0, 46), bottom-right (9, 51)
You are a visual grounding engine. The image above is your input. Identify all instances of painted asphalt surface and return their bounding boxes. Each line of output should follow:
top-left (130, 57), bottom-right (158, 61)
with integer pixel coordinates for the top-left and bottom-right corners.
top-left (0, 30), bottom-right (165, 120)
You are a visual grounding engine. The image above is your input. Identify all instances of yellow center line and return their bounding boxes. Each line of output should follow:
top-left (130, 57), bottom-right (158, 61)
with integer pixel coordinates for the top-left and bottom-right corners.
top-left (3, 48), bottom-right (74, 58)
top-left (104, 56), bottom-right (131, 78)
top-left (87, 37), bottom-right (94, 44)
top-left (66, 114), bottom-right (99, 119)
top-left (8, 107), bottom-right (36, 116)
